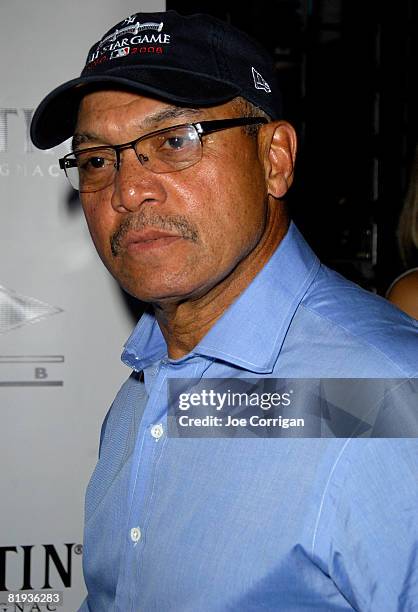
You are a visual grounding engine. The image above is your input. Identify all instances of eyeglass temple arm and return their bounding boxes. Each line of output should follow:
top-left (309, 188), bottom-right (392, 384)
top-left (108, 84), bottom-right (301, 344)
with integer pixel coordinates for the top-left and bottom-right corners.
top-left (59, 158), bottom-right (77, 169)
top-left (195, 117), bottom-right (268, 136)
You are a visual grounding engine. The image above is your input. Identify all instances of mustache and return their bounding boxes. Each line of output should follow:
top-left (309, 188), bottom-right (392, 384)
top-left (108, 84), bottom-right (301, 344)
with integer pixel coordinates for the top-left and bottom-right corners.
top-left (110, 211), bottom-right (199, 256)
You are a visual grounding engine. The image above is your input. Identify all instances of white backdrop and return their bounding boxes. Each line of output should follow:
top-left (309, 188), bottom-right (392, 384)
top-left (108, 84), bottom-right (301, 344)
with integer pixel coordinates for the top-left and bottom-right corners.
top-left (0, 1), bottom-right (164, 610)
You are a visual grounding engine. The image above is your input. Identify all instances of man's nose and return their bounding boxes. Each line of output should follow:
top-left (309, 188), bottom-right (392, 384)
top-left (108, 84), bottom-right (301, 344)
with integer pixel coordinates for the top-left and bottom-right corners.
top-left (110, 149), bottom-right (167, 213)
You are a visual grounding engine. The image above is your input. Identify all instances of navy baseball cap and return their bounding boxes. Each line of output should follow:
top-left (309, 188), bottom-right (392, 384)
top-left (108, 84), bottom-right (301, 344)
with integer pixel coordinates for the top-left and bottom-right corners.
top-left (30, 10), bottom-right (282, 150)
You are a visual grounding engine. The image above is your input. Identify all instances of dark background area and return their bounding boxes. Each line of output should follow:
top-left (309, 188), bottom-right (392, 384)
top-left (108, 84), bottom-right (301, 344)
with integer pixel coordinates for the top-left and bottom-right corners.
top-left (167, 0), bottom-right (416, 295)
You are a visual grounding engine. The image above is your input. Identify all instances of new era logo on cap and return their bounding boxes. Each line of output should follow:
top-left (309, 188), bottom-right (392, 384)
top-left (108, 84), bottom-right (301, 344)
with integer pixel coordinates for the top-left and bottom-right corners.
top-left (252, 67), bottom-right (271, 93)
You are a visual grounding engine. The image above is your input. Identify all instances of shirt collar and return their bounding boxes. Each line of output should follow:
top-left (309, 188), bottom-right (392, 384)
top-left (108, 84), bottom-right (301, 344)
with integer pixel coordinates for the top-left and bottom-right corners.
top-left (122, 222), bottom-right (320, 374)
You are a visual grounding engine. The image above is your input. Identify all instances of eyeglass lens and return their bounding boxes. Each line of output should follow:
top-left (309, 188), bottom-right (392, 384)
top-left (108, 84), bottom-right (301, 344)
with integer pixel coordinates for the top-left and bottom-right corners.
top-left (65, 125), bottom-right (202, 192)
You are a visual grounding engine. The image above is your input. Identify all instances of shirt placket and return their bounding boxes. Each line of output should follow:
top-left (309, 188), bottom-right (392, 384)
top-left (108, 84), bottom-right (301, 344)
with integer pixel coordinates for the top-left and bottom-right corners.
top-left (115, 356), bottom-right (206, 611)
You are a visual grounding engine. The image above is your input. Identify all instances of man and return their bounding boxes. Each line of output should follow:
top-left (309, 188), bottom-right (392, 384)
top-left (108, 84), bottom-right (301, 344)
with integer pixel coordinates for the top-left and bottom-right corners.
top-left (31, 10), bottom-right (418, 611)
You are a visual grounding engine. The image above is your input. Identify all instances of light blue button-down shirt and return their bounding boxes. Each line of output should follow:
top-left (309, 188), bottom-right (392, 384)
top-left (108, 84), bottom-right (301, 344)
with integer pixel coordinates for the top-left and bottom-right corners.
top-left (80, 223), bottom-right (418, 611)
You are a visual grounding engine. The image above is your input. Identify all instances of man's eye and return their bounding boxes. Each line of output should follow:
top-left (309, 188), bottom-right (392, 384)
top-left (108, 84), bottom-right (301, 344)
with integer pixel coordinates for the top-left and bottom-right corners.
top-left (90, 156), bottom-right (106, 168)
top-left (81, 156), bottom-right (106, 170)
top-left (163, 136), bottom-right (187, 150)
top-left (76, 151), bottom-right (114, 171)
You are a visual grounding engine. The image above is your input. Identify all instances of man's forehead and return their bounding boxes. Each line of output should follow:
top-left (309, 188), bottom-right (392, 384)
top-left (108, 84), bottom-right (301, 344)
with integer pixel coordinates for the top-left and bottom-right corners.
top-left (74, 91), bottom-right (235, 144)
top-left (78, 90), bottom-right (200, 120)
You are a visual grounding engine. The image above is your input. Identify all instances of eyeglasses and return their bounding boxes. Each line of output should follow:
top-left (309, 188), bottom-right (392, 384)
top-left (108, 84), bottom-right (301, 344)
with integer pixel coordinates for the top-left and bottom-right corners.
top-left (59, 117), bottom-right (268, 192)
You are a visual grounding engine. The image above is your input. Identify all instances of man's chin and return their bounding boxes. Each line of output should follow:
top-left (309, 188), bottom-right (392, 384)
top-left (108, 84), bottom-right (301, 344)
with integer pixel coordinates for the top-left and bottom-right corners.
top-left (119, 281), bottom-right (203, 306)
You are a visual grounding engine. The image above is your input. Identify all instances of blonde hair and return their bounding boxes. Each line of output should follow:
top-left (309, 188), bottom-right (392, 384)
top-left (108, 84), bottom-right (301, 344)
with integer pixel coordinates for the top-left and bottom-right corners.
top-left (397, 146), bottom-right (418, 268)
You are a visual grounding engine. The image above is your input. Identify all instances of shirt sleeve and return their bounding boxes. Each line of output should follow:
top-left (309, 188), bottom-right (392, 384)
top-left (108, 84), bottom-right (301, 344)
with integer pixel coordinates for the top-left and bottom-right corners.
top-left (311, 438), bottom-right (418, 611)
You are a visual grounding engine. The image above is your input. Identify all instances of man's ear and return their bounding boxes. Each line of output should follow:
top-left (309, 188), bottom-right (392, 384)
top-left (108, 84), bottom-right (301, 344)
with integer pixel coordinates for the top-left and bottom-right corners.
top-left (258, 121), bottom-right (297, 198)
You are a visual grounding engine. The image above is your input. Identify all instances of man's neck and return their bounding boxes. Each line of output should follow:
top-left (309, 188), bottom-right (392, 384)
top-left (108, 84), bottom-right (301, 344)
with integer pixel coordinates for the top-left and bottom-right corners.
top-left (153, 203), bottom-right (289, 360)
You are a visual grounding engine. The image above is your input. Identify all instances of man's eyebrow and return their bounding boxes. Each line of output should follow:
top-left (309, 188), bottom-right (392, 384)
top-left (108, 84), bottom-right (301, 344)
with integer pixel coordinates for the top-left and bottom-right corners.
top-left (72, 132), bottom-right (99, 150)
top-left (140, 106), bottom-right (202, 128)
top-left (72, 106), bottom-right (203, 150)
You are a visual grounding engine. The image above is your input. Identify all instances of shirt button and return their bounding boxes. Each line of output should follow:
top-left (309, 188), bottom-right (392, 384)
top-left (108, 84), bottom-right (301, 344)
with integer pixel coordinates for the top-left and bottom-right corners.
top-left (130, 527), bottom-right (141, 543)
top-left (151, 423), bottom-right (164, 440)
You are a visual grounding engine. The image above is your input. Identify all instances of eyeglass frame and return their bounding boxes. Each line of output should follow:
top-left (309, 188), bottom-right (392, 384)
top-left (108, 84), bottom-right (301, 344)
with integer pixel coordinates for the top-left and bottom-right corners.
top-left (58, 116), bottom-right (268, 192)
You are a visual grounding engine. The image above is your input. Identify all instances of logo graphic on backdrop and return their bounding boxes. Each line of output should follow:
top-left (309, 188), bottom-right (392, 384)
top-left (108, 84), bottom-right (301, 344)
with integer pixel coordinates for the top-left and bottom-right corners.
top-left (0, 542), bottom-right (82, 610)
top-left (0, 356), bottom-right (64, 388)
top-left (0, 286), bottom-right (63, 388)
top-left (0, 108), bottom-right (70, 180)
top-left (0, 285), bottom-right (62, 335)
top-left (87, 19), bottom-right (169, 66)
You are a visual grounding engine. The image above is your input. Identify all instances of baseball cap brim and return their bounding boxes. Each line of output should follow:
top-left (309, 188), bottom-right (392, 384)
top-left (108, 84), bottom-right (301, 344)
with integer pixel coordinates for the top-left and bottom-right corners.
top-left (30, 67), bottom-right (241, 150)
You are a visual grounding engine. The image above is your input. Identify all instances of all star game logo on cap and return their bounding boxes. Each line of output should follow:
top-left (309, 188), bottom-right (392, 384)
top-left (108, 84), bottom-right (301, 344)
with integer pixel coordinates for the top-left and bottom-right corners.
top-left (87, 15), bottom-right (171, 67)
